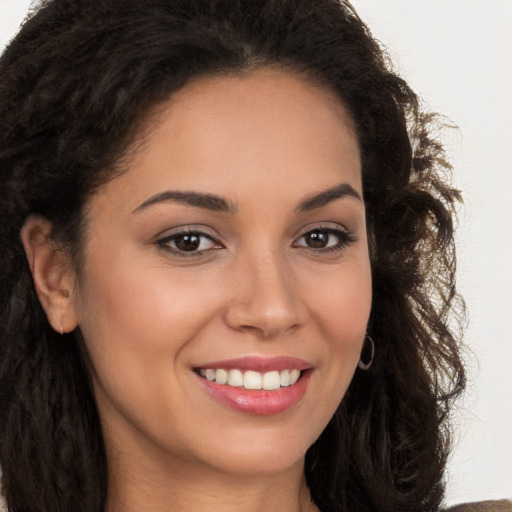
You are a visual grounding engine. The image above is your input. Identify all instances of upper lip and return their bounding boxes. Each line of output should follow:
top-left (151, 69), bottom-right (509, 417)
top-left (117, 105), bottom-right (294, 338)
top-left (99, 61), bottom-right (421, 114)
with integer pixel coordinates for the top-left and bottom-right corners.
top-left (194, 356), bottom-right (313, 373)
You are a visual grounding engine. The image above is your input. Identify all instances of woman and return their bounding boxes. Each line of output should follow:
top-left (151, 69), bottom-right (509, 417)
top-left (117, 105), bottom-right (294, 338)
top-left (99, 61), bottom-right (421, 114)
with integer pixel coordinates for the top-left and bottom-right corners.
top-left (0, 0), bottom-right (485, 511)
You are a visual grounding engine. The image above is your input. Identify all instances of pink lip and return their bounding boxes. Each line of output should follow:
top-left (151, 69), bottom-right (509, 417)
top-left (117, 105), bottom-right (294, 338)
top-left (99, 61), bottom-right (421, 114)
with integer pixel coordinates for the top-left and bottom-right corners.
top-left (193, 356), bottom-right (313, 416)
top-left (194, 355), bottom-right (312, 372)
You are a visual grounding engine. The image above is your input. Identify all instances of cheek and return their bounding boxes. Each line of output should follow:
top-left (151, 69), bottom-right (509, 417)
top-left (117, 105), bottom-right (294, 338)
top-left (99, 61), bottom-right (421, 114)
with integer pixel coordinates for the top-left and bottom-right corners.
top-left (309, 254), bottom-right (372, 338)
top-left (77, 253), bottom-right (222, 354)
top-left (304, 256), bottom-right (372, 393)
top-left (73, 249), bottom-right (228, 420)
top-left (73, 252), bottom-right (230, 439)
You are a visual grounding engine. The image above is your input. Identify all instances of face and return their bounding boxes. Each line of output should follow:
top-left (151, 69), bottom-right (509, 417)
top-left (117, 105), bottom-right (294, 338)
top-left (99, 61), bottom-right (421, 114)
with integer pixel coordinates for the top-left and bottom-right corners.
top-left (71, 68), bottom-right (372, 478)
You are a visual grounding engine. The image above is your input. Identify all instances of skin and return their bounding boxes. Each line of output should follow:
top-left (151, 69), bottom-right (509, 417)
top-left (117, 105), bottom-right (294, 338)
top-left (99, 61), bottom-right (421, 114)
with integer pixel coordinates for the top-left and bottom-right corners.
top-left (23, 68), bottom-right (372, 512)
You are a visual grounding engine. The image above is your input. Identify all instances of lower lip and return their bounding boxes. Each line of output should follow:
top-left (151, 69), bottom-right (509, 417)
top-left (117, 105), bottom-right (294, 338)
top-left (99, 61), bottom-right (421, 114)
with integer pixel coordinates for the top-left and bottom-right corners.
top-left (196, 370), bottom-right (312, 415)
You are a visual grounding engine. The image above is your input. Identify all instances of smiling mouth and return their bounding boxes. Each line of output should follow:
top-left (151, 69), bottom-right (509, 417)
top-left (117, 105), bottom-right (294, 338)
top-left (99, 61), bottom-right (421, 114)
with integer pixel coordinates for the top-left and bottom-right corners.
top-left (195, 368), bottom-right (303, 390)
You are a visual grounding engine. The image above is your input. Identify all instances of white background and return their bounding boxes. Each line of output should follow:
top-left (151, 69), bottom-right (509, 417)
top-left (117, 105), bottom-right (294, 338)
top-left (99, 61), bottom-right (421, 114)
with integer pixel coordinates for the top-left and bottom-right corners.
top-left (1, 0), bottom-right (511, 507)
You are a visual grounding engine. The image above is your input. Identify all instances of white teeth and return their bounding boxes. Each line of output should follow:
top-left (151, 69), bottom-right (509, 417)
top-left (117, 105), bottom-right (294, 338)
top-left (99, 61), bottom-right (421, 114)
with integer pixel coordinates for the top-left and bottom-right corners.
top-left (228, 369), bottom-right (244, 387)
top-left (289, 369), bottom-right (300, 385)
top-left (215, 368), bottom-right (228, 384)
top-left (244, 371), bottom-right (262, 390)
top-left (262, 371), bottom-right (280, 390)
top-left (199, 368), bottom-right (304, 390)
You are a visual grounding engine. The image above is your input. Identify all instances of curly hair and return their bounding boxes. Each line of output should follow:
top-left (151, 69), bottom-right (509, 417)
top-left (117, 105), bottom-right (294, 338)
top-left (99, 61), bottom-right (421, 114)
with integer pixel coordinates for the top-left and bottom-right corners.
top-left (0, 1), bottom-right (465, 511)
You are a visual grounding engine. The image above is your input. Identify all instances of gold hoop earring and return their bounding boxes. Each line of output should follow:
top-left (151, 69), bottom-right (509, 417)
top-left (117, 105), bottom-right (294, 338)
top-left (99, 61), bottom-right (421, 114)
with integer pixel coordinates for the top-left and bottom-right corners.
top-left (358, 334), bottom-right (374, 370)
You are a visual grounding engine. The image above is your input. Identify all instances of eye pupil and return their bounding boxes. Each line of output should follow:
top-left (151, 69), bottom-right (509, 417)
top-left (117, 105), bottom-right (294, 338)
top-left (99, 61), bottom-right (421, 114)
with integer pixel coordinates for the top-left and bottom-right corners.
top-left (305, 230), bottom-right (328, 248)
top-left (175, 234), bottom-right (201, 251)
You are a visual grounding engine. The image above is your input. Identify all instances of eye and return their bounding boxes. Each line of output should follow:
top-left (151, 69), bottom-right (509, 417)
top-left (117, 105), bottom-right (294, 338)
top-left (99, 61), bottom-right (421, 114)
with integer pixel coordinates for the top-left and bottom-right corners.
top-left (294, 227), bottom-right (354, 252)
top-left (157, 229), bottom-right (222, 256)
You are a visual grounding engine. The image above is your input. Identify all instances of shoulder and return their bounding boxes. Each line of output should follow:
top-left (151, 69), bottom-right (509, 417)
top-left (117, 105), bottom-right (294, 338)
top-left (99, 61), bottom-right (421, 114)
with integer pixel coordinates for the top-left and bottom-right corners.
top-left (444, 500), bottom-right (512, 512)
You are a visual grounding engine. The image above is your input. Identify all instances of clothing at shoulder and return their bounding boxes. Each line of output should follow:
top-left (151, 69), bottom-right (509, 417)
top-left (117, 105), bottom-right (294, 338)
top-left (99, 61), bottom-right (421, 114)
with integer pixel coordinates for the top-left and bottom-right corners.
top-left (0, 499), bottom-right (510, 512)
top-left (445, 500), bottom-right (512, 512)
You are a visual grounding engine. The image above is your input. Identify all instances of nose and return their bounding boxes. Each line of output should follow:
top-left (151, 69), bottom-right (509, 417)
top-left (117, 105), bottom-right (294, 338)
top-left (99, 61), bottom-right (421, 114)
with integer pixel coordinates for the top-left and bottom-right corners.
top-left (223, 250), bottom-right (307, 339)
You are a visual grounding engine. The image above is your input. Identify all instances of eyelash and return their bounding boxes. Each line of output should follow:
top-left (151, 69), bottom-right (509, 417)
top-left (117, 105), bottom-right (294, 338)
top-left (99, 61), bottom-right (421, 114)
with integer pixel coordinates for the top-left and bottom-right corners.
top-left (294, 226), bottom-right (356, 254)
top-left (156, 228), bottom-right (223, 257)
top-left (156, 225), bottom-right (355, 258)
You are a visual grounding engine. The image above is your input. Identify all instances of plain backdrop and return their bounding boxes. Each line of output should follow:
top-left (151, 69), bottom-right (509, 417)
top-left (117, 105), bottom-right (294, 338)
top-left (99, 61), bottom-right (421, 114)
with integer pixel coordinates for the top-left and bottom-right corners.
top-left (1, 0), bottom-right (511, 507)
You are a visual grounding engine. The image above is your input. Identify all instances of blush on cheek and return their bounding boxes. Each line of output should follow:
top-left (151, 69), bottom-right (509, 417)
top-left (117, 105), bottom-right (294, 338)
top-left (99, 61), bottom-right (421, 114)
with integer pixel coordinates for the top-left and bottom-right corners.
top-left (316, 279), bottom-right (371, 330)
top-left (311, 279), bottom-right (371, 377)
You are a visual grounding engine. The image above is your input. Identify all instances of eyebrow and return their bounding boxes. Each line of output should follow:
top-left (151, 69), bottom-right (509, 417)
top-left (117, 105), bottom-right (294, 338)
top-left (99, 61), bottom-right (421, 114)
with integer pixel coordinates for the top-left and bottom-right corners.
top-left (132, 190), bottom-right (235, 214)
top-left (132, 182), bottom-right (361, 215)
top-left (296, 182), bottom-right (362, 211)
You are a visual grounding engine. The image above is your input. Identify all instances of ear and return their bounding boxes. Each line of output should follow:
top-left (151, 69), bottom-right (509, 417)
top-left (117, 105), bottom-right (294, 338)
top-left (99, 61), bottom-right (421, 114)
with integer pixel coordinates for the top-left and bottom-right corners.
top-left (20, 215), bottom-right (79, 335)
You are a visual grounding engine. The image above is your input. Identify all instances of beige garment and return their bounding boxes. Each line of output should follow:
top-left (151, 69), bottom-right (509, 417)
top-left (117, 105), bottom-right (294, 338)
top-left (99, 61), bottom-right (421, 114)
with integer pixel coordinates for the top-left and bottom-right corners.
top-left (445, 500), bottom-right (512, 512)
top-left (0, 495), bottom-right (509, 511)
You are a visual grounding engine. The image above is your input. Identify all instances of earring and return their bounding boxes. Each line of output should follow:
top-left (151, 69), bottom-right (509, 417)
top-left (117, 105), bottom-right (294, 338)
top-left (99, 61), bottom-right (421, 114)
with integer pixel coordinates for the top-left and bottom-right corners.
top-left (358, 334), bottom-right (374, 370)
top-left (59, 319), bottom-right (64, 336)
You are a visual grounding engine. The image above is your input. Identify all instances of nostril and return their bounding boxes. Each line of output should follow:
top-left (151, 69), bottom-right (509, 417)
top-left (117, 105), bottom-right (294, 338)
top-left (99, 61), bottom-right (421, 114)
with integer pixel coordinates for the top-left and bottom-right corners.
top-left (223, 298), bottom-right (304, 340)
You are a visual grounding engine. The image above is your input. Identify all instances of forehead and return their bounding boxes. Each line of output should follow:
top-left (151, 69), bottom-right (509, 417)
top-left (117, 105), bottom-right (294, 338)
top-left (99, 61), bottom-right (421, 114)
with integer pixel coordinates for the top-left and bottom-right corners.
top-left (94, 67), bottom-right (362, 213)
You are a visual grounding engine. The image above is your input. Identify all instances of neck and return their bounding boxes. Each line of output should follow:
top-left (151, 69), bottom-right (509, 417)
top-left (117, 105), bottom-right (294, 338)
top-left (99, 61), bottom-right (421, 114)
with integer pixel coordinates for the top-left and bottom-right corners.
top-left (106, 458), bottom-right (316, 512)
top-left (104, 432), bottom-right (317, 512)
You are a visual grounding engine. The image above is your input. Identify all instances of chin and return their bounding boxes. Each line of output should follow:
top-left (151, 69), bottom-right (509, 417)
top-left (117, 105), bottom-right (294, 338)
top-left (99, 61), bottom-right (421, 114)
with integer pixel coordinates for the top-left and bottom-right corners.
top-left (206, 446), bottom-right (307, 477)
top-left (183, 424), bottom-right (317, 477)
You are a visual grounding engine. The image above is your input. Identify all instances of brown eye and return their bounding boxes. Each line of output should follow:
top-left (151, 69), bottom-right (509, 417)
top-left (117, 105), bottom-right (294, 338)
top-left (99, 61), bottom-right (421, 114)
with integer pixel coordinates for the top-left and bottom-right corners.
top-left (157, 230), bottom-right (220, 255)
top-left (303, 230), bottom-right (330, 248)
top-left (174, 233), bottom-right (201, 251)
top-left (294, 227), bottom-right (354, 252)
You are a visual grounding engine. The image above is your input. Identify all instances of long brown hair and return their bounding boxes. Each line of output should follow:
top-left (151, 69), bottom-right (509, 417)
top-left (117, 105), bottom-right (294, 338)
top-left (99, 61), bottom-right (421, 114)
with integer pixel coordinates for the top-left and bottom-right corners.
top-left (0, 1), bottom-right (465, 511)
